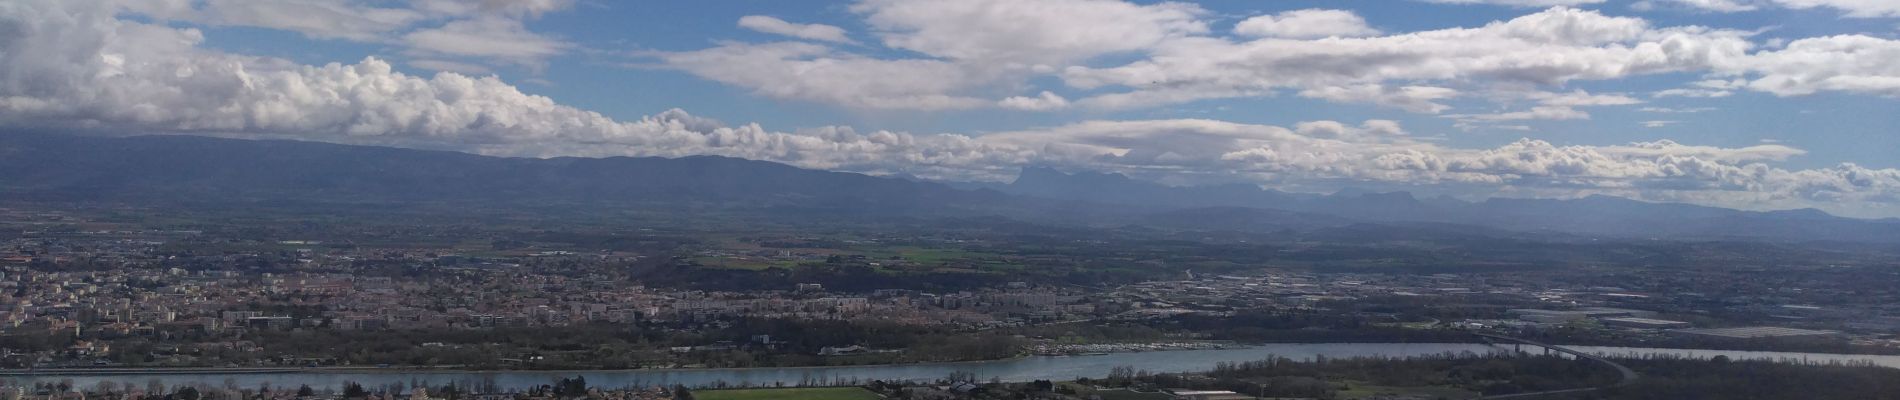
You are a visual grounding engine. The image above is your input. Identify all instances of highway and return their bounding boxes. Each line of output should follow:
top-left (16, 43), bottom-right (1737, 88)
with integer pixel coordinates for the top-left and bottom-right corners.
top-left (1473, 333), bottom-right (1639, 399)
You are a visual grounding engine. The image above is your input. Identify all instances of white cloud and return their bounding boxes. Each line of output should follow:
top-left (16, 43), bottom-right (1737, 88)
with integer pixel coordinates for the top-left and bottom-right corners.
top-left (1603, 139), bottom-right (1805, 163)
top-left (1449, 106), bottom-right (1594, 122)
top-left (1421, 0), bottom-right (1609, 7)
top-left (737, 15), bottom-right (857, 44)
top-left (1653, 0), bottom-right (1900, 17)
top-left (998, 91), bottom-right (1071, 111)
top-left (1530, 90), bottom-right (1644, 106)
top-left (403, 17), bottom-right (570, 66)
top-left (408, 59), bottom-right (493, 75)
top-left (1724, 35), bottom-right (1900, 96)
top-left (1298, 85), bottom-right (1460, 114)
top-left (1773, 0), bottom-right (1900, 18)
top-left (657, 2), bottom-right (1900, 113)
top-left (1654, 78), bottom-right (1741, 97)
top-left (113, 0), bottom-right (577, 68)
top-left (659, 0), bottom-right (1216, 111)
top-left (1639, 0), bottom-right (1762, 12)
top-left (653, 42), bottom-right (995, 110)
top-left (9, 0), bottom-right (1900, 216)
top-left (194, 0), bottom-right (426, 42)
top-left (849, 0), bottom-right (1208, 66)
top-left (1293, 120), bottom-right (1409, 139)
top-left (0, 0), bottom-right (1005, 173)
top-left (1062, 7), bottom-right (1754, 110)
top-left (1654, 88), bottom-right (1735, 97)
top-left (1233, 9), bottom-right (1380, 39)
top-left (1639, 106), bottom-right (1718, 112)
top-left (1642, 120), bottom-right (1682, 127)
top-left (411, 0), bottom-right (576, 19)
top-left (978, 119), bottom-right (1895, 215)
top-left (1445, 89), bottom-right (1640, 127)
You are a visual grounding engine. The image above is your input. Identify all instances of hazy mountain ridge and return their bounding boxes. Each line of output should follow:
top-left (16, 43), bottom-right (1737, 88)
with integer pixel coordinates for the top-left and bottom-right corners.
top-left (1002, 166), bottom-right (1900, 243)
top-left (4, 133), bottom-right (1896, 244)
top-left (0, 134), bottom-right (1013, 215)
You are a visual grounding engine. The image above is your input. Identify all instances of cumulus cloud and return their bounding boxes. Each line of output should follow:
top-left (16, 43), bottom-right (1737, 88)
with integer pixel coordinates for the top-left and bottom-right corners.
top-left (1654, 88), bottom-right (1735, 97)
top-left (850, 0), bottom-right (1207, 66)
top-left (648, 0), bottom-right (1215, 112)
top-left (1233, 9), bottom-right (1380, 39)
top-left (737, 15), bottom-right (857, 44)
top-left (1450, 106), bottom-right (1594, 123)
top-left (1444, 89), bottom-right (1641, 128)
top-left (408, 58), bottom-right (493, 75)
top-left (998, 91), bottom-right (1071, 111)
top-left (651, 2), bottom-right (1900, 113)
top-left (1293, 120), bottom-right (1408, 139)
top-left (653, 42), bottom-right (996, 110)
top-left (1640, 106), bottom-right (1718, 112)
top-left (1646, 0), bottom-right (1900, 17)
top-left (978, 118), bottom-right (1892, 215)
top-left (1531, 90), bottom-right (1644, 106)
top-left (0, 0), bottom-right (1031, 180)
top-left (1297, 85), bottom-right (1460, 114)
top-left (190, 0), bottom-right (426, 41)
top-left (403, 17), bottom-right (570, 67)
top-left (116, 0), bottom-right (574, 68)
top-left (411, 0), bottom-right (576, 19)
top-left (1421, 0), bottom-right (1608, 7)
top-left (1636, 0), bottom-right (1762, 12)
top-left (1723, 35), bottom-right (1900, 96)
top-left (1060, 7), bottom-right (1752, 110)
top-left (7, 0), bottom-right (1900, 216)
top-left (1777, 0), bottom-right (1900, 17)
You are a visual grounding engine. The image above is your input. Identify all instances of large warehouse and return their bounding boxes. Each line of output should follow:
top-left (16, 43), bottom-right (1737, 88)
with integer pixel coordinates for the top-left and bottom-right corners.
top-left (1672, 326), bottom-right (1839, 339)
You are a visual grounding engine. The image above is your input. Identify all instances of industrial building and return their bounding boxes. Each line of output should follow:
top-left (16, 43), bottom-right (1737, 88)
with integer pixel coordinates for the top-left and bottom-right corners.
top-left (1673, 326), bottom-right (1839, 339)
top-left (1508, 309), bottom-right (1596, 323)
top-left (1577, 307), bottom-right (1659, 319)
top-left (1601, 317), bottom-right (1691, 329)
top-left (1163, 389), bottom-right (1257, 400)
top-left (1509, 307), bottom-right (1657, 324)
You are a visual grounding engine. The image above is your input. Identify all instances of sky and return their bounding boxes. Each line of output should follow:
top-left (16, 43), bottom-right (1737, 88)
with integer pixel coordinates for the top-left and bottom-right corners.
top-left (2, 0), bottom-right (1899, 217)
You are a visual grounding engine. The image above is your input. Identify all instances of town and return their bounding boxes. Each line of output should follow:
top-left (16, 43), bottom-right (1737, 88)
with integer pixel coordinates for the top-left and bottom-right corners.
top-left (4, 206), bottom-right (1899, 373)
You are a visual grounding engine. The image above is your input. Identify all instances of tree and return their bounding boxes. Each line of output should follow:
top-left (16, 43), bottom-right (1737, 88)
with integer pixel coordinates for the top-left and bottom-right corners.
top-left (172, 386), bottom-right (201, 400)
top-left (554, 376), bottom-right (588, 396)
top-left (297, 385), bottom-right (315, 397)
top-left (1031, 380), bottom-right (1054, 392)
top-left (342, 382), bottom-right (368, 398)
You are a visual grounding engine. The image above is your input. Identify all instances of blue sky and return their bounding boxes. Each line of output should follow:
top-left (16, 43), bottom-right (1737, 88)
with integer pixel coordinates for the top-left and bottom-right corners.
top-left (4, 0), bottom-right (1900, 216)
top-left (194, 0), bottom-right (1898, 170)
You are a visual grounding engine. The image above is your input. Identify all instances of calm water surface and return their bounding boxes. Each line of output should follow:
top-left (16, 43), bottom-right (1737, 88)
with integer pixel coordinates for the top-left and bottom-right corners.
top-left (11, 343), bottom-right (1900, 391)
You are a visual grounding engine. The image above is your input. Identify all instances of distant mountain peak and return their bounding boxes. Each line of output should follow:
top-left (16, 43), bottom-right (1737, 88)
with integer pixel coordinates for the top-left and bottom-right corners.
top-left (1012, 166), bottom-right (1135, 186)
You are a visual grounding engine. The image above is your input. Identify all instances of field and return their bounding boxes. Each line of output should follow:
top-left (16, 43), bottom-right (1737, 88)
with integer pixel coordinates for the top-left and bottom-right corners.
top-left (1088, 389), bottom-right (1174, 400)
top-left (1335, 381), bottom-right (1479, 399)
top-left (692, 387), bottom-right (882, 400)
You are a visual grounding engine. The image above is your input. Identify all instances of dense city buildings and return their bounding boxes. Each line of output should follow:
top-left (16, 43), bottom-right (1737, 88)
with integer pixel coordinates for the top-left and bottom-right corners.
top-left (4, 206), bottom-right (1899, 373)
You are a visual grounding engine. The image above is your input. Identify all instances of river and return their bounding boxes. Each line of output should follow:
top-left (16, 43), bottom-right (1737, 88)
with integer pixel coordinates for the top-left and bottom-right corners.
top-left (10, 343), bottom-right (1900, 391)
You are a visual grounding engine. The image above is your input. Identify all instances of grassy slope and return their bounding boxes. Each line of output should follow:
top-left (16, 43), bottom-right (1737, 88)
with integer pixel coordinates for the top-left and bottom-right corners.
top-left (693, 387), bottom-right (882, 400)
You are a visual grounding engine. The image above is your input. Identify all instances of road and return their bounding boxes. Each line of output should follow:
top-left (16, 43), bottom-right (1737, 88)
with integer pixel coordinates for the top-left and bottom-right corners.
top-left (1473, 333), bottom-right (1639, 399)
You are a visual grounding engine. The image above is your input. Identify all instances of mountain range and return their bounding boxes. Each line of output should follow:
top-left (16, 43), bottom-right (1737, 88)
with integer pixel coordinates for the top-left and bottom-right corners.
top-left (3, 133), bottom-right (1896, 243)
top-left (1000, 166), bottom-right (1893, 242)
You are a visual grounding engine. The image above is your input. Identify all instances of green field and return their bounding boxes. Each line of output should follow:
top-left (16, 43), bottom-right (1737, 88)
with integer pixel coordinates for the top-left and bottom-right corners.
top-left (693, 387), bottom-right (881, 400)
top-left (1089, 389), bottom-right (1174, 400)
top-left (1335, 381), bottom-right (1479, 399)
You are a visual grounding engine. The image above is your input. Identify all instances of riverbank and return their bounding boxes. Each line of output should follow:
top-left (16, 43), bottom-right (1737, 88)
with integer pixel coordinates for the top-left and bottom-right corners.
top-left (9, 342), bottom-right (1900, 392)
top-left (11, 337), bottom-right (1900, 376)
top-left (1029, 341), bottom-right (1240, 356)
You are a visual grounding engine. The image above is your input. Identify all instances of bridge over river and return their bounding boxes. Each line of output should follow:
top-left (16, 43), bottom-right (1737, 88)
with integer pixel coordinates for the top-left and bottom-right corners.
top-left (1475, 333), bottom-right (1639, 399)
